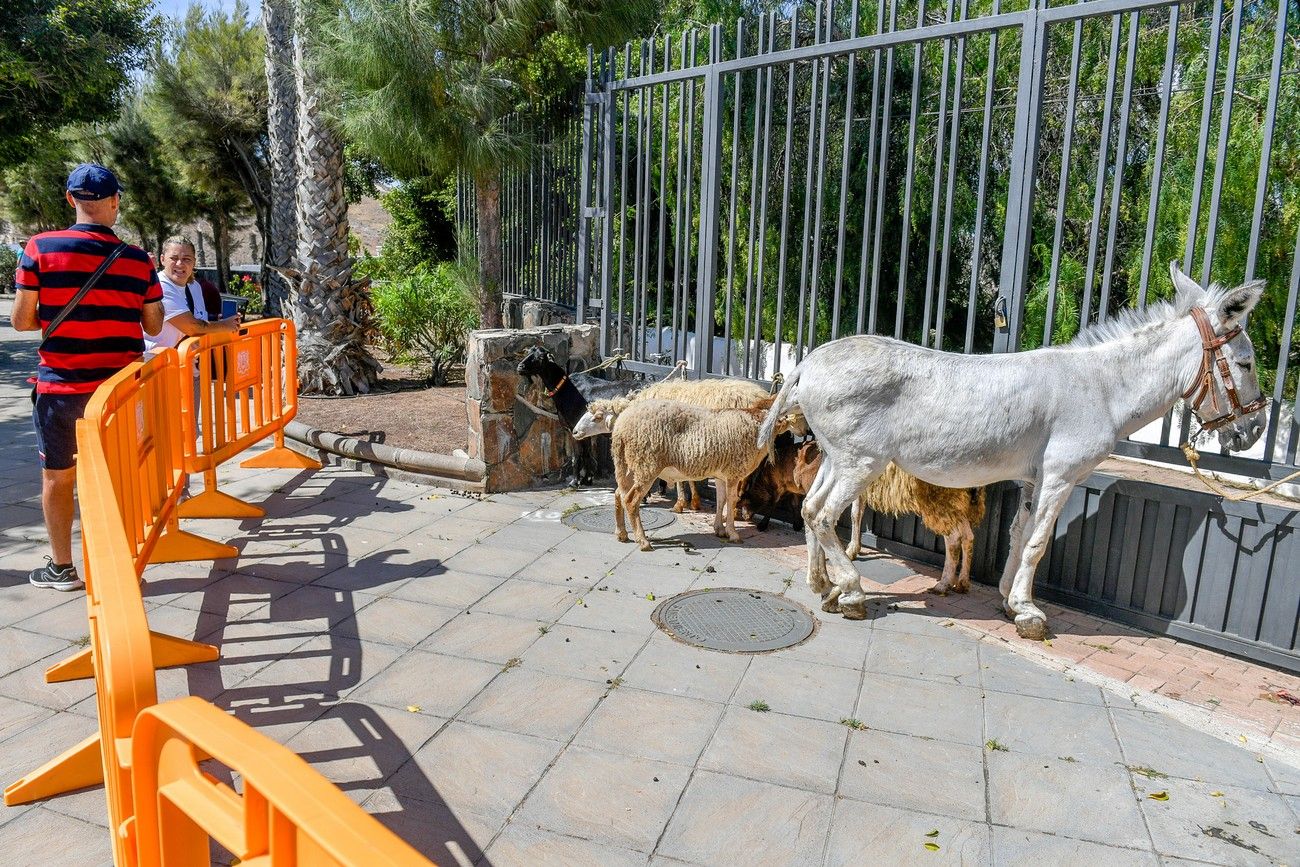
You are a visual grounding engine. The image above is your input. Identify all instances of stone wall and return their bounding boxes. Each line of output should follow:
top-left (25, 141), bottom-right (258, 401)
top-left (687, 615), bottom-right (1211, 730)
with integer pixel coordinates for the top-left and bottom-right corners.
top-left (465, 324), bottom-right (601, 492)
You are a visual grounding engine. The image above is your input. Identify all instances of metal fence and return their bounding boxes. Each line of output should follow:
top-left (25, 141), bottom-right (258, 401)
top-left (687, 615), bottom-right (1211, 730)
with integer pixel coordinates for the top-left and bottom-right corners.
top-left (456, 98), bottom-right (584, 306)
top-left (575, 0), bottom-right (1300, 482)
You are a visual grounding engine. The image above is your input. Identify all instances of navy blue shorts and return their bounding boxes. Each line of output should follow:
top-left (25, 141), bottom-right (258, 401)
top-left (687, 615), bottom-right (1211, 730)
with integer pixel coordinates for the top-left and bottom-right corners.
top-left (33, 393), bottom-right (94, 471)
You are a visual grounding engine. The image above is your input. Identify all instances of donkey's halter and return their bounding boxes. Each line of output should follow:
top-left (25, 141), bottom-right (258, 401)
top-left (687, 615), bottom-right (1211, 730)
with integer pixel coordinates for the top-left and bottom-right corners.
top-left (1181, 307), bottom-right (1266, 433)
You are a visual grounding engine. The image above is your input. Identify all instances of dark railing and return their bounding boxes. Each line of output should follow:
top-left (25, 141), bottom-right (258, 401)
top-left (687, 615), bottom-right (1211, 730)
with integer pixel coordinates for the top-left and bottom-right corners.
top-left (574, 0), bottom-right (1299, 482)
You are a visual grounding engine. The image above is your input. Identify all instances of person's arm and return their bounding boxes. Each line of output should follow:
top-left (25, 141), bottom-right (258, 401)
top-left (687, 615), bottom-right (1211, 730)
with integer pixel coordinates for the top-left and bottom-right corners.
top-left (142, 300), bottom-right (164, 336)
top-left (167, 310), bottom-right (241, 336)
top-left (11, 241), bottom-right (41, 331)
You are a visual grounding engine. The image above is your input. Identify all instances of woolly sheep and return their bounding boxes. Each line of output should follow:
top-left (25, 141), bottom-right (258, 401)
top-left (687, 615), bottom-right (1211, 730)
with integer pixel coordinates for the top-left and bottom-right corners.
top-left (611, 397), bottom-right (782, 550)
top-left (574, 377), bottom-right (770, 512)
top-left (744, 438), bottom-right (985, 594)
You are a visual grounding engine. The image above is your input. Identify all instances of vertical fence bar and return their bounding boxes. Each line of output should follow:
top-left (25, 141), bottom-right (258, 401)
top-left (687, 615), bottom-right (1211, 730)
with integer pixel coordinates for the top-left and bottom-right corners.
top-left (1137, 4), bottom-right (1179, 309)
top-left (1201, 0), bottom-right (1244, 284)
top-left (895, 0), bottom-right (929, 340)
top-left (855, 0), bottom-right (889, 336)
top-left (795, 0), bottom-right (825, 361)
top-left (696, 26), bottom-right (725, 378)
top-left (923, 0), bottom-right (957, 347)
top-left (1182, 0), bottom-right (1224, 276)
top-left (993, 9), bottom-right (1047, 352)
top-left (832, 0), bottom-right (861, 341)
top-left (751, 12), bottom-right (778, 379)
top-left (741, 15), bottom-right (766, 377)
top-left (576, 48), bottom-right (595, 320)
top-left (773, 9), bottom-right (799, 375)
top-left (639, 42), bottom-right (655, 358)
top-left (1097, 11), bottom-right (1139, 322)
top-left (599, 49), bottom-right (616, 356)
top-left (1264, 225), bottom-right (1300, 465)
top-left (654, 37), bottom-right (670, 360)
top-left (934, 0), bottom-right (968, 350)
top-left (681, 30), bottom-right (699, 367)
top-left (870, 0), bottom-right (900, 336)
top-left (670, 36), bottom-right (688, 361)
top-left (723, 18), bottom-right (745, 374)
top-left (1079, 13), bottom-right (1121, 330)
top-left (630, 45), bottom-right (647, 355)
top-left (1042, 13), bottom-right (1083, 346)
top-left (1246, 0), bottom-right (1288, 283)
top-left (805, 0), bottom-right (836, 354)
top-left (616, 44), bottom-right (631, 344)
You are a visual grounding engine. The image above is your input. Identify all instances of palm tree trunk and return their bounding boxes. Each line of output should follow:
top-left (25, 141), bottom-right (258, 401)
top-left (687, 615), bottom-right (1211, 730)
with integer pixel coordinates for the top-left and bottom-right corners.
top-left (292, 1), bottom-right (380, 395)
top-left (262, 0), bottom-right (297, 317)
top-left (475, 172), bottom-right (504, 329)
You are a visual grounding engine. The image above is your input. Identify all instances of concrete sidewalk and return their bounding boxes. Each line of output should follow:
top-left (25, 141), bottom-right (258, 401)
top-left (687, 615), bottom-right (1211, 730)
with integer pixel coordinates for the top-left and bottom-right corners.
top-left (1, 320), bottom-right (1298, 865)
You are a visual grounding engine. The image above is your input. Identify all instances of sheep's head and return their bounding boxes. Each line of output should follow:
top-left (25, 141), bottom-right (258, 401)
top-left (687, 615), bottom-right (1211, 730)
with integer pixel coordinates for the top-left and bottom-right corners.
top-left (515, 345), bottom-right (552, 380)
top-left (573, 398), bottom-right (628, 439)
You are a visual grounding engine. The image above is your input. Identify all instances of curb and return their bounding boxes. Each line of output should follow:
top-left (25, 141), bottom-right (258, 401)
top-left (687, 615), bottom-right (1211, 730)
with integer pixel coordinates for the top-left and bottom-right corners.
top-left (284, 421), bottom-right (487, 493)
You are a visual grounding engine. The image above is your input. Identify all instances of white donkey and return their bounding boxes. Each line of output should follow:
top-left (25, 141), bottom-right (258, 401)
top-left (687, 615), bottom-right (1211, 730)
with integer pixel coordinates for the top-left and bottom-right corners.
top-left (757, 264), bottom-right (1267, 639)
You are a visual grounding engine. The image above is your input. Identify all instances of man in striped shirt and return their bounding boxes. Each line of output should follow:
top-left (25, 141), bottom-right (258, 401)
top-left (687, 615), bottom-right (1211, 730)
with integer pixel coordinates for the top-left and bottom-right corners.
top-left (10, 163), bottom-right (164, 592)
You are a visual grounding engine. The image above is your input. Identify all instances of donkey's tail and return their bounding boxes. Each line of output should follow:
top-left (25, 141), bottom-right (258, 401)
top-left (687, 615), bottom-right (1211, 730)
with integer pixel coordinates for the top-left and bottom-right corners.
top-left (757, 367), bottom-right (802, 452)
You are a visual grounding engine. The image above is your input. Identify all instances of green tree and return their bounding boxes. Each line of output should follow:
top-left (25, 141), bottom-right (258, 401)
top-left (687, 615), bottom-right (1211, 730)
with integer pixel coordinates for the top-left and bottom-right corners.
top-left (86, 100), bottom-right (199, 256)
top-left (146, 2), bottom-right (268, 287)
top-left (0, 139), bottom-right (75, 234)
top-left (0, 0), bottom-right (157, 168)
top-left (315, 0), bottom-right (650, 329)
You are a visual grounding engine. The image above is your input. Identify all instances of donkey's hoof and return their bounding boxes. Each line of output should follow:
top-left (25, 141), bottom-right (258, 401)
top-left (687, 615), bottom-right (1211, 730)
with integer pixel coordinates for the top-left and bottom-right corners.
top-left (928, 584), bottom-right (950, 597)
top-left (840, 600), bottom-right (868, 620)
top-left (638, 542), bottom-right (654, 553)
top-left (951, 581), bottom-right (970, 594)
top-left (672, 503), bottom-right (686, 513)
top-left (1014, 613), bottom-right (1048, 641)
top-left (821, 595), bottom-right (841, 614)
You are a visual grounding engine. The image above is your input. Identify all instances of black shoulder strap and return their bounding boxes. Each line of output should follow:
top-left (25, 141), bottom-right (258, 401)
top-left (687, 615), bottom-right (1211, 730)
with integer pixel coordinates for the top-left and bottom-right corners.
top-left (41, 241), bottom-right (130, 344)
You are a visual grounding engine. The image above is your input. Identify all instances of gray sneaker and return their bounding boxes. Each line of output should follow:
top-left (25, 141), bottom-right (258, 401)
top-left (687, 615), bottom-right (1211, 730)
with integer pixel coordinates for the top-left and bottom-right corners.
top-left (28, 558), bottom-right (84, 592)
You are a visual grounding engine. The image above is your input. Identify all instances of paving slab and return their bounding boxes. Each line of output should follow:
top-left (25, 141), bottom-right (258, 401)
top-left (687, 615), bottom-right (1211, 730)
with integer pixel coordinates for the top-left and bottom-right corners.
top-left (841, 728), bottom-right (987, 822)
top-left (515, 745), bottom-right (692, 852)
top-left (485, 823), bottom-right (650, 867)
top-left (458, 668), bottom-right (606, 742)
top-left (990, 827), bottom-right (1158, 866)
top-left (824, 798), bottom-right (991, 865)
top-left (656, 771), bottom-right (832, 866)
top-left (574, 687), bottom-right (722, 767)
top-left (1134, 776), bottom-right (1300, 866)
top-left (698, 706), bottom-right (847, 794)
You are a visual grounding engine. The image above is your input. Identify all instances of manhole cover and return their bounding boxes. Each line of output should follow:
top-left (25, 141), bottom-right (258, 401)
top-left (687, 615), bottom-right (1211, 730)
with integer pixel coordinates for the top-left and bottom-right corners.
top-left (562, 505), bottom-right (676, 533)
top-left (651, 589), bottom-right (816, 653)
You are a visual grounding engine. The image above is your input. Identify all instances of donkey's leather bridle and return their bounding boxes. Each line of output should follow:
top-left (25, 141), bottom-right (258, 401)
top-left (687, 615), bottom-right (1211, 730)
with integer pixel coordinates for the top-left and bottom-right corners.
top-left (1182, 307), bottom-right (1267, 432)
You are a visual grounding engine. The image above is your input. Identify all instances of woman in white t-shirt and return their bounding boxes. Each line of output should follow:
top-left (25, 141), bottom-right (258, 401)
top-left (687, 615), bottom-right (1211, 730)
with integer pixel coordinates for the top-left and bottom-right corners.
top-left (144, 236), bottom-right (241, 352)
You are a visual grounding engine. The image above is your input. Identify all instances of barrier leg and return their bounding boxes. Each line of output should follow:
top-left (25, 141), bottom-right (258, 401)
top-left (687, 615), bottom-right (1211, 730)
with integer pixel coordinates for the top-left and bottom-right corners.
top-left (177, 469), bottom-right (265, 520)
top-left (4, 732), bottom-right (103, 805)
top-left (240, 430), bottom-right (321, 470)
top-left (151, 513), bottom-right (238, 564)
top-left (45, 631), bottom-right (220, 683)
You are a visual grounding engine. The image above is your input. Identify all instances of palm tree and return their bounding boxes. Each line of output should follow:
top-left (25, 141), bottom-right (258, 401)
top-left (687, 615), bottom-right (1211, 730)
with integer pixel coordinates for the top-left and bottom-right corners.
top-left (262, 0), bottom-right (297, 317)
top-left (316, 0), bottom-right (648, 330)
top-left (291, 0), bottom-right (380, 395)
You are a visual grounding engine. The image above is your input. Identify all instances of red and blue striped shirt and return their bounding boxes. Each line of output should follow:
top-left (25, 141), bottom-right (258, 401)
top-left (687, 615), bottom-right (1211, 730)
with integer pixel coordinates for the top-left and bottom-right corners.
top-left (15, 224), bottom-right (162, 394)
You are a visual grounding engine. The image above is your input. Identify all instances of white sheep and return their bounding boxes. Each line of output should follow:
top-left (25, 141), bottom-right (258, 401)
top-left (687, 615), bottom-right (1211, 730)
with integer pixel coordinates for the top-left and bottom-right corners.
top-left (575, 377), bottom-right (771, 512)
top-left (610, 397), bottom-right (782, 550)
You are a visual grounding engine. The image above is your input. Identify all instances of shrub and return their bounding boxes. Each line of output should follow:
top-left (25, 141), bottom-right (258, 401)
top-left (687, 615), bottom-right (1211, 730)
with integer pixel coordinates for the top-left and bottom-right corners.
top-left (371, 262), bottom-right (478, 385)
top-left (226, 273), bottom-right (264, 315)
top-left (0, 246), bottom-right (18, 294)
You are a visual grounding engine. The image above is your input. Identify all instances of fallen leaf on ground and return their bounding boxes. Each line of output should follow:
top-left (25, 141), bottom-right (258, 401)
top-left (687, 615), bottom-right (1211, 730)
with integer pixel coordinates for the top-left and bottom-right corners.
top-left (925, 830), bottom-right (939, 838)
top-left (923, 842), bottom-right (941, 852)
top-left (406, 705), bottom-right (421, 713)
top-left (1272, 690), bottom-right (1300, 706)
top-left (1148, 791), bottom-right (1169, 801)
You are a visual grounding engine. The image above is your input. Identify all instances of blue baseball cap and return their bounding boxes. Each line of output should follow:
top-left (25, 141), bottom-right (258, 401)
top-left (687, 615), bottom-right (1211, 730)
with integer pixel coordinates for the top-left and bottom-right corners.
top-left (66, 163), bottom-right (123, 201)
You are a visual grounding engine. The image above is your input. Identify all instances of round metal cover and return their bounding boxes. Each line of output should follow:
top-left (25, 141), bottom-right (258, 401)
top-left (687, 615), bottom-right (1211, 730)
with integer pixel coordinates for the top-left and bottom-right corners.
top-left (562, 505), bottom-right (676, 533)
top-left (651, 589), bottom-right (816, 653)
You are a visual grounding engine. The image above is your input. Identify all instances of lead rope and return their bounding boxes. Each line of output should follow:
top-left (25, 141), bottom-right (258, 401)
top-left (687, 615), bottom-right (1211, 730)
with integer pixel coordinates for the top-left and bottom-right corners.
top-left (1180, 440), bottom-right (1300, 502)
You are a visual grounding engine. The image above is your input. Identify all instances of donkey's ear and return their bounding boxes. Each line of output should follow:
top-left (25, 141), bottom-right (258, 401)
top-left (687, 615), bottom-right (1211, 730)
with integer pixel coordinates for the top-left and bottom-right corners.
top-left (1168, 261), bottom-right (1202, 298)
top-left (1213, 279), bottom-right (1266, 331)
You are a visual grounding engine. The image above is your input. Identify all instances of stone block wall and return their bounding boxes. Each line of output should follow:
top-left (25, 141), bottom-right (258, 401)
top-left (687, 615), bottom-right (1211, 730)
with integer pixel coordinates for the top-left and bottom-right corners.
top-left (465, 324), bottom-right (601, 492)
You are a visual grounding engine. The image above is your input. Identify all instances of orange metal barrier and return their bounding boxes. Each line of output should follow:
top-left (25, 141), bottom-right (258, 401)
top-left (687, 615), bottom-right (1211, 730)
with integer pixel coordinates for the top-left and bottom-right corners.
top-left (131, 697), bottom-right (431, 866)
top-left (5, 354), bottom-right (218, 810)
top-left (176, 318), bottom-right (320, 521)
